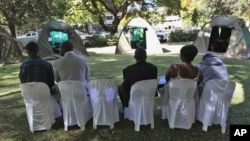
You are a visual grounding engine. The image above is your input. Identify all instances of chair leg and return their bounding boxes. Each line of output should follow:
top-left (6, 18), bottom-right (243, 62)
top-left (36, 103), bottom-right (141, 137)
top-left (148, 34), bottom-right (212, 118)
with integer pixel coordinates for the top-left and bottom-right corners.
top-left (221, 126), bottom-right (226, 134)
top-left (110, 124), bottom-right (114, 129)
top-left (93, 124), bottom-right (97, 130)
top-left (47, 127), bottom-right (51, 131)
top-left (135, 124), bottom-right (140, 132)
top-left (151, 123), bottom-right (154, 129)
top-left (202, 125), bottom-right (208, 132)
top-left (64, 126), bottom-right (68, 131)
top-left (80, 126), bottom-right (85, 131)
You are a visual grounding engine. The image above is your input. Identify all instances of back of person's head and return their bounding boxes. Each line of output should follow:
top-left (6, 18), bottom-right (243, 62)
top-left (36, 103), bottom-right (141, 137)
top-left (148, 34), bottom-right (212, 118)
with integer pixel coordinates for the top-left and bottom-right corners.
top-left (180, 45), bottom-right (198, 62)
top-left (134, 47), bottom-right (147, 62)
top-left (24, 41), bottom-right (39, 51)
top-left (60, 41), bottom-right (74, 56)
top-left (24, 41), bottom-right (39, 56)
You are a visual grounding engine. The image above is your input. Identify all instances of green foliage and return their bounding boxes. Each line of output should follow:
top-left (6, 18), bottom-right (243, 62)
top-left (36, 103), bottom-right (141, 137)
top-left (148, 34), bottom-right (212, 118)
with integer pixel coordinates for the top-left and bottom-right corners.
top-left (0, 0), bottom-right (67, 37)
top-left (85, 34), bottom-right (118, 47)
top-left (85, 36), bottom-right (107, 47)
top-left (168, 30), bottom-right (198, 42)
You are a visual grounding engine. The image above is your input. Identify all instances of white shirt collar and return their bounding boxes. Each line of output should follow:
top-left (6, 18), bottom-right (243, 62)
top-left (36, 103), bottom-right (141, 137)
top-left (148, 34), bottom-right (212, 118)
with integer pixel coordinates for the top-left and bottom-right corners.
top-left (65, 51), bottom-right (74, 55)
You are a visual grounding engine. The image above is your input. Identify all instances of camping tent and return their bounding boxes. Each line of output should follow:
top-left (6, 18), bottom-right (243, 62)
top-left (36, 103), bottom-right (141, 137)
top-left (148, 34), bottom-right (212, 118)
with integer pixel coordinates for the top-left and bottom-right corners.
top-left (38, 20), bottom-right (88, 59)
top-left (0, 26), bottom-right (23, 64)
top-left (115, 17), bottom-right (163, 54)
top-left (193, 14), bottom-right (250, 59)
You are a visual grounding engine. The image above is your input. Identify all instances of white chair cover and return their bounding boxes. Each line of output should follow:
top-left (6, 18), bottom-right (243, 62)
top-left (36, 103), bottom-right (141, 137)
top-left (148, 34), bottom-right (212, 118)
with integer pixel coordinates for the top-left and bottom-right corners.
top-left (20, 82), bottom-right (62, 133)
top-left (58, 81), bottom-right (92, 131)
top-left (197, 79), bottom-right (236, 133)
top-left (89, 79), bottom-right (119, 129)
top-left (161, 78), bottom-right (197, 129)
top-left (124, 79), bottom-right (158, 132)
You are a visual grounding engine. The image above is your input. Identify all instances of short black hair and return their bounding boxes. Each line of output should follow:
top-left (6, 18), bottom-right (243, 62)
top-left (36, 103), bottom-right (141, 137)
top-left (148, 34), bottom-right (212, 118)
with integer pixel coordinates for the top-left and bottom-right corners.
top-left (180, 45), bottom-right (198, 62)
top-left (60, 41), bottom-right (73, 51)
top-left (134, 47), bottom-right (147, 61)
top-left (24, 41), bottom-right (39, 51)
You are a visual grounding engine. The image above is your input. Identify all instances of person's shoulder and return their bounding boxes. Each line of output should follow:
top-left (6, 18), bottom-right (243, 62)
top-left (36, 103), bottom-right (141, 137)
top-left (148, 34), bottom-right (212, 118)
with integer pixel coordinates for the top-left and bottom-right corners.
top-left (74, 54), bottom-right (88, 60)
top-left (169, 63), bottom-right (178, 69)
top-left (40, 59), bottom-right (53, 66)
top-left (146, 62), bottom-right (157, 69)
top-left (123, 64), bottom-right (134, 72)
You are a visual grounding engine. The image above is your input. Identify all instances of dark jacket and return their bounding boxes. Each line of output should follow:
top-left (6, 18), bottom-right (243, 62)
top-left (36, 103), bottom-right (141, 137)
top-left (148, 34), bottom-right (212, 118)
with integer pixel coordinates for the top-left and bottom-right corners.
top-left (19, 56), bottom-right (55, 92)
top-left (122, 61), bottom-right (158, 93)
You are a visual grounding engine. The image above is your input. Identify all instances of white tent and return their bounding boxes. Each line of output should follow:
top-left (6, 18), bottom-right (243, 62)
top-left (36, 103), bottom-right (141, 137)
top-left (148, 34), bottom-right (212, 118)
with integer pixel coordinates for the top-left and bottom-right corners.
top-left (115, 17), bottom-right (163, 54)
top-left (193, 15), bottom-right (250, 59)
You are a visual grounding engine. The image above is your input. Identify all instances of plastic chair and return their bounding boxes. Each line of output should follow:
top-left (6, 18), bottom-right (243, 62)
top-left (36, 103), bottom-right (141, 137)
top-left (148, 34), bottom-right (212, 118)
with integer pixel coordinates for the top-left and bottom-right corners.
top-left (20, 82), bottom-right (62, 133)
top-left (161, 78), bottom-right (197, 129)
top-left (58, 81), bottom-right (92, 131)
top-left (197, 79), bottom-right (236, 134)
top-left (124, 79), bottom-right (158, 132)
top-left (89, 79), bottom-right (119, 129)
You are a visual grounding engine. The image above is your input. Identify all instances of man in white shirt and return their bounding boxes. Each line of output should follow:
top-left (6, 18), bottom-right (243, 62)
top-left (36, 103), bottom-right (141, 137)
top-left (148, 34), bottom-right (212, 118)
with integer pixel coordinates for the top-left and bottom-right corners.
top-left (53, 41), bottom-right (90, 95)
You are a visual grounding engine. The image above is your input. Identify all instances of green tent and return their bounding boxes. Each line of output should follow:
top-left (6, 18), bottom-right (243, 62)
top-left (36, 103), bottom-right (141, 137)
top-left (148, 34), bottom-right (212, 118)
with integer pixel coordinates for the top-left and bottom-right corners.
top-left (38, 20), bottom-right (88, 59)
top-left (193, 15), bottom-right (250, 59)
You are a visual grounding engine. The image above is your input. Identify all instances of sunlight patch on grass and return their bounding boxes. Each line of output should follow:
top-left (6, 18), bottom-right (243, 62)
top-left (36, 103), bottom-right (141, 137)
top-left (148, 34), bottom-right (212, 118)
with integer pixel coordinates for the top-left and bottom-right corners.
top-left (0, 89), bottom-right (21, 96)
top-left (99, 58), bottom-right (117, 62)
top-left (231, 82), bottom-right (245, 104)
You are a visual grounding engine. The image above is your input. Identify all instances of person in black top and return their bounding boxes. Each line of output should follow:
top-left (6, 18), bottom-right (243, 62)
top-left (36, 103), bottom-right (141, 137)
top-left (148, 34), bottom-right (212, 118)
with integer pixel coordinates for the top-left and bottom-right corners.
top-left (118, 47), bottom-right (158, 110)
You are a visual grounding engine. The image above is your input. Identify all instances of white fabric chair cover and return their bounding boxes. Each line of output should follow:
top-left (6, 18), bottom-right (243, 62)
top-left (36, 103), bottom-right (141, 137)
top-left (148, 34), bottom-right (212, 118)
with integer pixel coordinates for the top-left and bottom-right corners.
top-left (20, 82), bottom-right (62, 133)
top-left (58, 81), bottom-right (92, 131)
top-left (124, 79), bottom-right (158, 132)
top-left (197, 79), bottom-right (236, 134)
top-left (89, 79), bottom-right (119, 129)
top-left (161, 78), bottom-right (197, 129)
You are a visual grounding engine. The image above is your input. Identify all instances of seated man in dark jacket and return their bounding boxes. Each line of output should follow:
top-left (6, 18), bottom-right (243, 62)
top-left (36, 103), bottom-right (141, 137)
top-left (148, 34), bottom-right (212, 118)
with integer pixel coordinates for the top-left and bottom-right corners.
top-left (19, 41), bottom-right (56, 95)
top-left (118, 47), bottom-right (158, 110)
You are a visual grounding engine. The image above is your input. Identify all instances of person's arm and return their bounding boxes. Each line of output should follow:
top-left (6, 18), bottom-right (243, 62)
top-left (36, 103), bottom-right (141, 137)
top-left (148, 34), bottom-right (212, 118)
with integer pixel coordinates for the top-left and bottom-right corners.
top-left (48, 64), bottom-right (55, 87)
top-left (165, 63), bottom-right (178, 81)
top-left (19, 64), bottom-right (25, 83)
top-left (85, 62), bottom-right (90, 83)
top-left (53, 62), bottom-right (60, 82)
top-left (154, 66), bottom-right (158, 79)
top-left (122, 68), bottom-right (130, 90)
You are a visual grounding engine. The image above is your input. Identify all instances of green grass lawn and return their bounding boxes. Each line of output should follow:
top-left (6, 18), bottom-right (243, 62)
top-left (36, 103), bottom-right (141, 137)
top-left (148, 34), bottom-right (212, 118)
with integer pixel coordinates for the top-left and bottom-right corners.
top-left (0, 51), bottom-right (250, 141)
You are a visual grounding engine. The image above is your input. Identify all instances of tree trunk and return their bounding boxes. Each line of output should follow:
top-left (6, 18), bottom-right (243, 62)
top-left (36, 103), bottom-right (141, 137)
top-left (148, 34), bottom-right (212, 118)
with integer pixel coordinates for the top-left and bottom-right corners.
top-left (8, 22), bottom-right (16, 38)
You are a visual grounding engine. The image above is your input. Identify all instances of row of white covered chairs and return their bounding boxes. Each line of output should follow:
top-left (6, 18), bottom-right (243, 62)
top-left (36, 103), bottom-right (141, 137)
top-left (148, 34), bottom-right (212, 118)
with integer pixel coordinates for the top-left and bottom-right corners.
top-left (20, 78), bottom-right (236, 133)
top-left (161, 78), bottom-right (236, 134)
top-left (20, 79), bottom-right (120, 133)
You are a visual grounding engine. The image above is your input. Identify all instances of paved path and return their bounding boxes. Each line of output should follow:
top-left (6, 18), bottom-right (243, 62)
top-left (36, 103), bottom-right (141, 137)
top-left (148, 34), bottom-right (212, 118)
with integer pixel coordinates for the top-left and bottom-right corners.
top-left (86, 43), bottom-right (186, 54)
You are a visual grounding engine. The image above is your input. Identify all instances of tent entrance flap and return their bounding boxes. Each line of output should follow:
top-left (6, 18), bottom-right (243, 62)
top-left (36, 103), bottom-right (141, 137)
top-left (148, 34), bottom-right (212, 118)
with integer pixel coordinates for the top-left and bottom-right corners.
top-left (49, 30), bottom-right (69, 53)
top-left (208, 26), bottom-right (233, 53)
top-left (130, 27), bottom-right (147, 49)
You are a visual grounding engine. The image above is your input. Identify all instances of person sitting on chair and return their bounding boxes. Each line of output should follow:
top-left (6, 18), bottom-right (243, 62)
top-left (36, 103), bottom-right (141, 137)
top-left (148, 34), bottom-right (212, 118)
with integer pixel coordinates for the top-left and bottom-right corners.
top-left (197, 53), bottom-right (229, 95)
top-left (19, 41), bottom-right (56, 95)
top-left (53, 41), bottom-right (90, 95)
top-left (118, 47), bottom-right (158, 111)
top-left (159, 45), bottom-right (202, 97)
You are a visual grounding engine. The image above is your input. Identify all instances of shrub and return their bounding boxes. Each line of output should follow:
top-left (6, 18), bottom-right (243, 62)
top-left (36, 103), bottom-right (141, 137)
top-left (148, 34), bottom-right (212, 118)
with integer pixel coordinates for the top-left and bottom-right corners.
top-left (85, 34), bottom-right (118, 47)
top-left (168, 30), bottom-right (198, 42)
